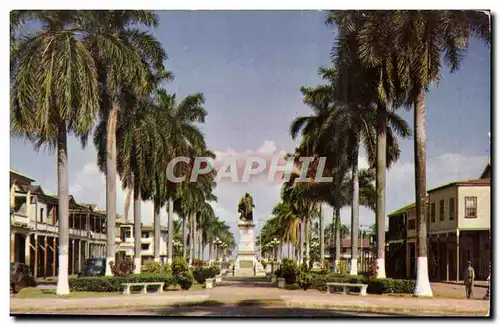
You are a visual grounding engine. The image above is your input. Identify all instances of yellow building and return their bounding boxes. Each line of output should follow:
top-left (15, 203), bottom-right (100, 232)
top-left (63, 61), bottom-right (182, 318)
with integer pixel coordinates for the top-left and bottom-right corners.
top-left (386, 163), bottom-right (491, 281)
top-left (427, 178), bottom-right (490, 281)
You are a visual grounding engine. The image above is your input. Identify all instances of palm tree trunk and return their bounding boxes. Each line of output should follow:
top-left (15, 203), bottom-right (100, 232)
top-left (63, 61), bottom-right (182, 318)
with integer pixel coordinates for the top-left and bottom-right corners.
top-left (335, 208), bottom-right (341, 272)
top-left (56, 124), bottom-right (70, 295)
top-left (299, 219), bottom-right (304, 264)
top-left (189, 214), bottom-right (194, 265)
top-left (376, 105), bottom-right (387, 279)
top-left (413, 89), bottom-right (433, 297)
top-left (105, 105), bottom-right (117, 276)
top-left (320, 205), bottom-right (324, 263)
top-left (208, 242), bottom-right (212, 263)
top-left (167, 197), bottom-right (174, 264)
top-left (305, 217), bottom-right (310, 265)
top-left (153, 201), bottom-right (160, 262)
top-left (133, 181), bottom-right (142, 274)
top-left (182, 216), bottom-right (187, 259)
top-left (197, 228), bottom-right (202, 260)
top-left (124, 188), bottom-right (132, 222)
top-left (350, 148), bottom-right (360, 276)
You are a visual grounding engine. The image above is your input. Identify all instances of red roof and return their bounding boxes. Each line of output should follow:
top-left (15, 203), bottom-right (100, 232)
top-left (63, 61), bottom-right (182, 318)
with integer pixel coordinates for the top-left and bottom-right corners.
top-left (326, 238), bottom-right (370, 248)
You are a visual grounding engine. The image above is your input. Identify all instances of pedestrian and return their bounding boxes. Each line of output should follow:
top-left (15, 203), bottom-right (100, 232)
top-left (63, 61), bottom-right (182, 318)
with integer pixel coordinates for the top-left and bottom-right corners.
top-left (464, 261), bottom-right (475, 299)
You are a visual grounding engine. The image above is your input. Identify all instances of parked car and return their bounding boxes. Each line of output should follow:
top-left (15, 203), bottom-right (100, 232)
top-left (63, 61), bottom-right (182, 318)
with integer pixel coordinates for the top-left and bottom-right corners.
top-left (11, 262), bottom-right (37, 293)
top-left (79, 258), bottom-right (106, 277)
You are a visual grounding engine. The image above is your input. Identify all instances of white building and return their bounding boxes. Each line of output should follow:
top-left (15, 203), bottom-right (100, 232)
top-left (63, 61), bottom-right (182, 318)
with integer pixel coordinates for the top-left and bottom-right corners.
top-left (116, 219), bottom-right (169, 265)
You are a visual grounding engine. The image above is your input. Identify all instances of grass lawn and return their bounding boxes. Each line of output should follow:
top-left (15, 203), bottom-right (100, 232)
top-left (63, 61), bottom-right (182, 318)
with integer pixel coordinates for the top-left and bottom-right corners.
top-left (13, 287), bottom-right (120, 298)
top-left (13, 282), bottom-right (206, 298)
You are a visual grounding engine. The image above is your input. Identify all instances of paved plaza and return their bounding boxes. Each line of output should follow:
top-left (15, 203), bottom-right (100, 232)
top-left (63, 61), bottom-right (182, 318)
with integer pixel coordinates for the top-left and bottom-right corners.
top-left (10, 277), bottom-right (490, 317)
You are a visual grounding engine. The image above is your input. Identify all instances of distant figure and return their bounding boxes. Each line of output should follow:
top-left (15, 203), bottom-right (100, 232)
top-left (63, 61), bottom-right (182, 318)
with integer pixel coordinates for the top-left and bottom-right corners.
top-left (484, 263), bottom-right (491, 300)
top-left (464, 261), bottom-right (475, 299)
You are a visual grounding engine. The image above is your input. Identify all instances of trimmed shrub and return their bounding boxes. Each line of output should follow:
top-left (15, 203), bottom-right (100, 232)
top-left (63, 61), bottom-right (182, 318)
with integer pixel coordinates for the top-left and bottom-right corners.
top-left (308, 273), bottom-right (414, 294)
top-left (70, 276), bottom-right (126, 292)
top-left (280, 259), bottom-right (298, 285)
top-left (192, 267), bottom-right (217, 284)
top-left (320, 260), bottom-right (330, 274)
top-left (192, 267), bottom-right (207, 284)
top-left (176, 271), bottom-right (194, 290)
top-left (69, 274), bottom-right (176, 292)
top-left (209, 264), bottom-right (221, 276)
top-left (366, 278), bottom-right (415, 294)
top-left (171, 258), bottom-right (189, 275)
top-left (335, 260), bottom-right (349, 275)
top-left (109, 258), bottom-right (135, 277)
top-left (141, 260), bottom-right (163, 274)
top-left (298, 272), bottom-right (312, 290)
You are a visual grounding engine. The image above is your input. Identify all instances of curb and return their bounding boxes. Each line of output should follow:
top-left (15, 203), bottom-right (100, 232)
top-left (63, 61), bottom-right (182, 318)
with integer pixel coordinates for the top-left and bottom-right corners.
top-left (11, 294), bottom-right (211, 313)
top-left (282, 300), bottom-right (489, 316)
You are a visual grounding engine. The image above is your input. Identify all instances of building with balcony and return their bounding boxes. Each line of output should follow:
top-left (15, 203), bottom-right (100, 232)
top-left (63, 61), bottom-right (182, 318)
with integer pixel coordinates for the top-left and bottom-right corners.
top-left (116, 219), bottom-right (169, 265)
top-left (385, 199), bottom-right (428, 279)
top-left (10, 170), bottom-right (108, 278)
top-left (386, 162), bottom-right (491, 281)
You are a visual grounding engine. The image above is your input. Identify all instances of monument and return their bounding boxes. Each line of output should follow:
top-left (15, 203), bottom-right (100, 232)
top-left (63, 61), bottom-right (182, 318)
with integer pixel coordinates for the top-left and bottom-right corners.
top-left (234, 193), bottom-right (265, 277)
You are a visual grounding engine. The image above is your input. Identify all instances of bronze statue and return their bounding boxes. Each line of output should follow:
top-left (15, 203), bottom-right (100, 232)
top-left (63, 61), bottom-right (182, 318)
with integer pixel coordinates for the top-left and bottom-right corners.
top-left (238, 193), bottom-right (255, 222)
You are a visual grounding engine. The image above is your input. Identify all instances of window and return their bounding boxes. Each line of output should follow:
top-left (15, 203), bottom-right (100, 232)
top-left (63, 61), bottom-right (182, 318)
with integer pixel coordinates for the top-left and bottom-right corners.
top-left (439, 200), bottom-right (444, 221)
top-left (141, 244), bottom-right (149, 251)
top-left (408, 219), bottom-right (416, 230)
top-left (465, 196), bottom-right (477, 218)
top-left (449, 198), bottom-right (455, 220)
top-left (431, 203), bottom-right (436, 222)
top-left (39, 208), bottom-right (44, 223)
top-left (141, 232), bottom-right (150, 239)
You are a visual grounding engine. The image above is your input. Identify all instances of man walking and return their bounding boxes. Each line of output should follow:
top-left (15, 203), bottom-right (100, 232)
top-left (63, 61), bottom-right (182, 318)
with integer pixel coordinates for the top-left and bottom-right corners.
top-left (464, 261), bottom-right (475, 299)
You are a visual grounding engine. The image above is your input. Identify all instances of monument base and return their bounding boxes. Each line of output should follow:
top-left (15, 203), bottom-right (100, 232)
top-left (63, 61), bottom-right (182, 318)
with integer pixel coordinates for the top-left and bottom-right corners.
top-left (234, 220), bottom-right (266, 277)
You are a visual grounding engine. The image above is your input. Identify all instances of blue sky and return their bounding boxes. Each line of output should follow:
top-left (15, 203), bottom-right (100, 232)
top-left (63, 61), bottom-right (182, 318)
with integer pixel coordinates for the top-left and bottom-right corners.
top-left (10, 11), bottom-right (491, 249)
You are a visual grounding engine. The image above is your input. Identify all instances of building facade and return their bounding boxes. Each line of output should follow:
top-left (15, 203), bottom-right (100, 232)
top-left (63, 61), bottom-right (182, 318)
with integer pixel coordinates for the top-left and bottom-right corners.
top-left (116, 220), bottom-right (169, 265)
top-left (10, 170), bottom-right (107, 278)
top-left (10, 169), bottom-right (170, 278)
top-left (386, 163), bottom-right (491, 281)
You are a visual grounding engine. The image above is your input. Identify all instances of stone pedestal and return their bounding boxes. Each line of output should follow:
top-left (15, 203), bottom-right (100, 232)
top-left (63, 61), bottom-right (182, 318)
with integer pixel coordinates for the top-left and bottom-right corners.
top-left (234, 220), bottom-right (265, 277)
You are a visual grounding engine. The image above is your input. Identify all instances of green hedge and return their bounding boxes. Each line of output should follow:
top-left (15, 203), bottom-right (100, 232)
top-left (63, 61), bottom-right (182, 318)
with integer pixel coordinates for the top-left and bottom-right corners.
top-left (309, 273), bottom-right (414, 294)
top-left (192, 267), bottom-right (218, 284)
top-left (70, 274), bottom-right (176, 292)
top-left (366, 278), bottom-right (415, 294)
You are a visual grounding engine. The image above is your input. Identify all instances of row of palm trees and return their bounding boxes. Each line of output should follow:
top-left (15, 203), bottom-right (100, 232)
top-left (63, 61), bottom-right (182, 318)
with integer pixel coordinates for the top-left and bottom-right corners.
top-left (260, 10), bottom-right (489, 297)
top-left (11, 10), bottom-right (234, 296)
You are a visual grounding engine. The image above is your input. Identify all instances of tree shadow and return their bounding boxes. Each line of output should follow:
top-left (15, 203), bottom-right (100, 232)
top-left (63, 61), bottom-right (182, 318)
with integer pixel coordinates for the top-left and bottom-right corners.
top-left (120, 299), bottom-right (414, 317)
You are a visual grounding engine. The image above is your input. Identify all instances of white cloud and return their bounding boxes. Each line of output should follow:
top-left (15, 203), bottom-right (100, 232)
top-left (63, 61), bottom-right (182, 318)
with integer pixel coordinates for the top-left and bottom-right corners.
top-left (67, 140), bottom-right (488, 248)
top-left (69, 162), bottom-right (167, 227)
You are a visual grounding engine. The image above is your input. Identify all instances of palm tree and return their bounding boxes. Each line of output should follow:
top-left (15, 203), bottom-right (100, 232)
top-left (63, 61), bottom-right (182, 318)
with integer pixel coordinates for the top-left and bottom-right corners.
top-left (344, 9), bottom-right (489, 295)
top-left (271, 201), bottom-right (300, 259)
top-left (326, 11), bottom-right (415, 278)
top-left (395, 10), bottom-right (489, 297)
top-left (96, 84), bottom-right (165, 272)
top-left (11, 11), bottom-right (100, 295)
top-left (83, 10), bottom-right (166, 275)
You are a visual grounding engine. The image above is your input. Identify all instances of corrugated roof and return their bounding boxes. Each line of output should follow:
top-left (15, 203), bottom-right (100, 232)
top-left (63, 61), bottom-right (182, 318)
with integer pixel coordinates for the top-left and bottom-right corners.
top-left (427, 178), bottom-right (490, 193)
top-left (10, 169), bottom-right (35, 182)
top-left (388, 202), bottom-right (416, 217)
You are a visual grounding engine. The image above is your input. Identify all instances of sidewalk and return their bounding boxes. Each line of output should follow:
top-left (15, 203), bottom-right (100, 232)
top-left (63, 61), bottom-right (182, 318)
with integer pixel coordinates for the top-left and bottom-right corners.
top-left (11, 292), bottom-right (210, 313)
top-left (279, 292), bottom-right (489, 315)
